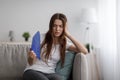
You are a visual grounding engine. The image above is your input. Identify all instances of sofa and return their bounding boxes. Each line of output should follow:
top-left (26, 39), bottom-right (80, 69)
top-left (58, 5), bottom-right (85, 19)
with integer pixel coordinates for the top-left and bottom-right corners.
top-left (0, 42), bottom-right (88, 80)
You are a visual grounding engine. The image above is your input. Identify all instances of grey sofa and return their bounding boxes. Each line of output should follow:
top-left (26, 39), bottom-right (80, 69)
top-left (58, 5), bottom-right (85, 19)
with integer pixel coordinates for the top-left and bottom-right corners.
top-left (0, 42), bottom-right (88, 80)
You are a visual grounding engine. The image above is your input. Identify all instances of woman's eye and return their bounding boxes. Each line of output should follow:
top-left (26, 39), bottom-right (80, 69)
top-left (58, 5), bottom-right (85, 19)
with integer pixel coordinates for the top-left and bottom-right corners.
top-left (53, 24), bottom-right (63, 28)
top-left (60, 25), bottom-right (63, 28)
top-left (53, 24), bottom-right (57, 27)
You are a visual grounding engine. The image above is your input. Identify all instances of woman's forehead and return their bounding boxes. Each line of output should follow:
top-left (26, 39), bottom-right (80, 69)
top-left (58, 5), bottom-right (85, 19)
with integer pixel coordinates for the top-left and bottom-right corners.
top-left (54, 19), bottom-right (63, 25)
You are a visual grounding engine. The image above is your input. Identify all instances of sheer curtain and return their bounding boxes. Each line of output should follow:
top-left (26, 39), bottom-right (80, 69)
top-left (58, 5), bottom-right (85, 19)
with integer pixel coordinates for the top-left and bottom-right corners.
top-left (97, 0), bottom-right (118, 80)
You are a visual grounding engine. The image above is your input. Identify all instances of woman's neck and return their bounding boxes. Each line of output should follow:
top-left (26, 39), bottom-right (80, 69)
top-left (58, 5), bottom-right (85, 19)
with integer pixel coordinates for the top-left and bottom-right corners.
top-left (53, 37), bottom-right (59, 45)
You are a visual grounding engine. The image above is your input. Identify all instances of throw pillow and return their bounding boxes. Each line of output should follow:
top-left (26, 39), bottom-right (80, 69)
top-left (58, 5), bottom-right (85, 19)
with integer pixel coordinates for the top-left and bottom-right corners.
top-left (55, 51), bottom-right (75, 80)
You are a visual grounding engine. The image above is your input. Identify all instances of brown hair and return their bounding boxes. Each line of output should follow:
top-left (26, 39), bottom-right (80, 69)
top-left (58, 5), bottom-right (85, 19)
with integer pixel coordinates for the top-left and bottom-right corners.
top-left (41, 13), bottom-right (67, 66)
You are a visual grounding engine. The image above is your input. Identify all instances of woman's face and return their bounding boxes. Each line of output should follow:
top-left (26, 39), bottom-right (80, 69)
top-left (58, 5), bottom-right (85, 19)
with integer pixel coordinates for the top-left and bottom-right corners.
top-left (52, 19), bottom-right (64, 38)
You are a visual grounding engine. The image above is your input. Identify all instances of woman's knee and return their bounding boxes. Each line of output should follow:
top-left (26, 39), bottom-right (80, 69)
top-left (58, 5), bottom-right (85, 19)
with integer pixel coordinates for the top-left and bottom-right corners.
top-left (47, 73), bottom-right (62, 80)
top-left (23, 70), bottom-right (37, 80)
top-left (23, 70), bottom-right (49, 80)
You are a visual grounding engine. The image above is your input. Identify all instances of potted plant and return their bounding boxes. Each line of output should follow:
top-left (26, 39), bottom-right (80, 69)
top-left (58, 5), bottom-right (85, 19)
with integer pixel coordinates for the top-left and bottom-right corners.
top-left (85, 43), bottom-right (94, 53)
top-left (22, 32), bottom-right (30, 41)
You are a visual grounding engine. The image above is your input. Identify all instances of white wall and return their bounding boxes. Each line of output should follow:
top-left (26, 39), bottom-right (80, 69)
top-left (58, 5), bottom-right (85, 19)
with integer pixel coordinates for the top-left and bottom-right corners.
top-left (0, 0), bottom-right (97, 42)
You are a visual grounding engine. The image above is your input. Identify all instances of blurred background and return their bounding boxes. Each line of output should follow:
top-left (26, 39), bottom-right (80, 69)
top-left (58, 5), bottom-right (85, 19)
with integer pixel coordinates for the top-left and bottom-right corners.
top-left (0, 0), bottom-right (120, 80)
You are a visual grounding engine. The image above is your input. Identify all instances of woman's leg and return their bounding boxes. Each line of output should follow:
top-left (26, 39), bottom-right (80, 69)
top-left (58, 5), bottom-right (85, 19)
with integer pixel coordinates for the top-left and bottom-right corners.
top-left (46, 73), bottom-right (62, 80)
top-left (23, 70), bottom-right (49, 80)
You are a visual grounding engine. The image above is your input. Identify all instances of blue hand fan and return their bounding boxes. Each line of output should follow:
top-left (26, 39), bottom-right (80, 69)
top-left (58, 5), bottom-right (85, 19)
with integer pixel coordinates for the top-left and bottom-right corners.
top-left (31, 31), bottom-right (41, 59)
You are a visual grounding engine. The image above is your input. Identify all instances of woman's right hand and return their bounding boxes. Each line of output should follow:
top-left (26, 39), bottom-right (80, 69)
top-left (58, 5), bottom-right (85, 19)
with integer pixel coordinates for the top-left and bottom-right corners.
top-left (28, 50), bottom-right (37, 65)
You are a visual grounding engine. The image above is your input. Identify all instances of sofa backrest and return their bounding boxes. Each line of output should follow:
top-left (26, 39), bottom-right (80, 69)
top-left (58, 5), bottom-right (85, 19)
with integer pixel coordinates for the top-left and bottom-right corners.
top-left (0, 43), bottom-right (30, 79)
top-left (0, 43), bottom-right (76, 80)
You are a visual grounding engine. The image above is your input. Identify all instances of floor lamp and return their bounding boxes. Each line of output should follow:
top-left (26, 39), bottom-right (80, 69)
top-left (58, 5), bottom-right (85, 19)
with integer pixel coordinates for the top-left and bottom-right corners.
top-left (80, 8), bottom-right (97, 53)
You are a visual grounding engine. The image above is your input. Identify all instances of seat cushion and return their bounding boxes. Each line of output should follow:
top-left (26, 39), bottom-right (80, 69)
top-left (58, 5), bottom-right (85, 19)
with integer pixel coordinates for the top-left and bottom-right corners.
top-left (55, 51), bottom-right (75, 80)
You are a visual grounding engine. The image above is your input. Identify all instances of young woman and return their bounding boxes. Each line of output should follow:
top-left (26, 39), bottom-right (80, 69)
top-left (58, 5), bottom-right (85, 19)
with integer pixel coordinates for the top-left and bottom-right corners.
top-left (23, 13), bottom-right (88, 80)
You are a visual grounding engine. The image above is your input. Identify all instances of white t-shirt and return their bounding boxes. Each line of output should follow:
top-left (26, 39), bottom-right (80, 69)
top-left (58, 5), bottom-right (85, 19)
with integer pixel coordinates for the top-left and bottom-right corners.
top-left (24, 33), bottom-right (72, 73)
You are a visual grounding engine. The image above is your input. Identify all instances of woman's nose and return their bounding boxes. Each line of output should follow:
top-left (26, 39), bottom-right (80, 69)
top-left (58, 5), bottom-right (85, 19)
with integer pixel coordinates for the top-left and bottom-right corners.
top-left (56, 26), bottom-right (60, 30)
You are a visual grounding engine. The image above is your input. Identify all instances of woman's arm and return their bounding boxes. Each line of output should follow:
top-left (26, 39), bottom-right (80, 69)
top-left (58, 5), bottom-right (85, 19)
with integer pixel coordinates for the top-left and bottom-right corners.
top-left (65, 25), bottom-right (88, 54)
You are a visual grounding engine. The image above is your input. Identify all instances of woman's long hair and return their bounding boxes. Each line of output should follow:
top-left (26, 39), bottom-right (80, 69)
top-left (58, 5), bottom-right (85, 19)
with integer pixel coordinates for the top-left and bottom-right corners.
top-left (41, 13), bottom-right (67, 66)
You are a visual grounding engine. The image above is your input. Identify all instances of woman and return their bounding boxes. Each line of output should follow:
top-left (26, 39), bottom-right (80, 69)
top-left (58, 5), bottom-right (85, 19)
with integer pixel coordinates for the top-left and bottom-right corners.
top-left (23, 13), bottom-right (88, 80)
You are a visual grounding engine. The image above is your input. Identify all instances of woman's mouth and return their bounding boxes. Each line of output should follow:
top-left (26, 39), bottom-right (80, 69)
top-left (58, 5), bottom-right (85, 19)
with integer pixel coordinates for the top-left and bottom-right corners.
top-left (55, 32), bottom-right (61, 36)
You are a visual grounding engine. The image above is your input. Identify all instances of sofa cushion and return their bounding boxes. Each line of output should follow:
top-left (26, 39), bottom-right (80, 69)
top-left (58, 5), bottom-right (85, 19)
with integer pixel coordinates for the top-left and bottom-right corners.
top-left (55, 51), bottom-right (75, 80)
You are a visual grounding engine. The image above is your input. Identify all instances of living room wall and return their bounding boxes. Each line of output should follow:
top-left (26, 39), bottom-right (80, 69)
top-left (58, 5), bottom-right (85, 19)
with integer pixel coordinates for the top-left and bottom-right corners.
top-left (0, 0), bottom-right (97, 42)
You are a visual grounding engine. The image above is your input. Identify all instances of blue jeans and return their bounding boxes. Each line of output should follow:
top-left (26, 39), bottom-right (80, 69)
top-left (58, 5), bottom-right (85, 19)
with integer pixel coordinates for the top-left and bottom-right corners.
top-left (23, 69), bottom-right (62, 80)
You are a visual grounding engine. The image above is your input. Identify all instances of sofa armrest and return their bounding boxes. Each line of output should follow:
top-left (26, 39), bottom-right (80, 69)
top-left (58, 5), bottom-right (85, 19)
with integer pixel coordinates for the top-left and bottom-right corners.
top-left (73, 53), bottom-right (88, 80)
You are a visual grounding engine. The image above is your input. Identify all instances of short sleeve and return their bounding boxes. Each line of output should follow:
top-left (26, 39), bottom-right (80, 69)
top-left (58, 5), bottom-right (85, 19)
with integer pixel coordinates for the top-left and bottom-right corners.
top-left (66, 40), bottom-right (72, 49)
